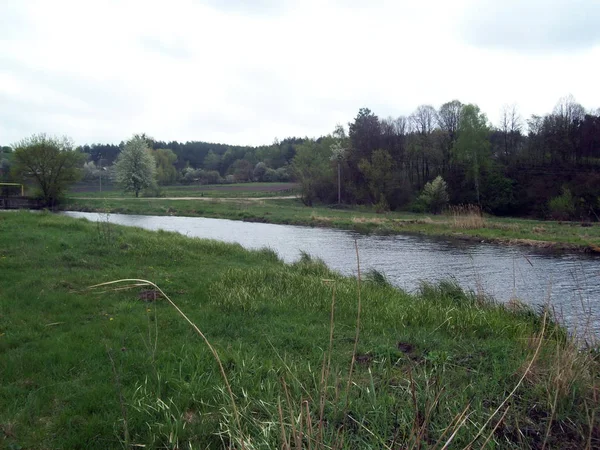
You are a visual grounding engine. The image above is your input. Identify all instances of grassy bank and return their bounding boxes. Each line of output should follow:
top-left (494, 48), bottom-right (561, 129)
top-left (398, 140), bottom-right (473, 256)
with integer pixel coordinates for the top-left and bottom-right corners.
top-left (70, 182), bottom-right (299, 199)
top-left (63, 196), bottom-right (600, 252)
top-left (1, 211), bottom-right (598, 448)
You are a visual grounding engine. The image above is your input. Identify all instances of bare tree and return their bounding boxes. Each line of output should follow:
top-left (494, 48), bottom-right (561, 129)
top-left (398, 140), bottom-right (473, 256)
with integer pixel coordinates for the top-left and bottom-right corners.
top-left (410, 105), bottom-right (438, 186)
top-left (437, 100), bottom-right (463, 138)
top-left (394, 115), bottom-right (409, 136)
top-left (410, 105), bottom-right (438, 135)
top-left (499, 104), bottom-right (523, 158)
top-left (553, 94), bottom-right (585, 124)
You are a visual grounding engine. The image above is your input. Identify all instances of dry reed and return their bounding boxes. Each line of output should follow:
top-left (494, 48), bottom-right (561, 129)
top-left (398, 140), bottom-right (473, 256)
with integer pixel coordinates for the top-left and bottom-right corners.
top-left (449, 204), bottom-right (486, 229)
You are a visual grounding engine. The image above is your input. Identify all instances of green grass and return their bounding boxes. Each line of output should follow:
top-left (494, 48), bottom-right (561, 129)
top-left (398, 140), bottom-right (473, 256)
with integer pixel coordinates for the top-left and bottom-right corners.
top-left (1, 211), bottom-right (598, 449)
top-left (63, 196), bottom-right (600, 251)
top-left (70, 182), bottom-right (298, 199)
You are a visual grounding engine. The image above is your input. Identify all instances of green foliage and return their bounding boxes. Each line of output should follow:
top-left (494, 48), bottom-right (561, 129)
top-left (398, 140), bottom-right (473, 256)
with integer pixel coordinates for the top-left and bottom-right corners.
top-left (202, 150), bottom-right (221, 172)
top-left (358, 149), bottom-right (396, 205)
top-left (480, 168), bottom-right (516, 215)
top-left (374, 193), bottom-right (390, 213)
top-left (230, 159), bottom-right (254, 182)
top-left (153, 149), bottom-right (178, 185)
top-left (181, 167), bottom-right (222, 185)
top-left (11, 133), bottom-right (84, 206)
top-left (453, 104), bottom-right (491, 205)
top-left (252, 162), bottom-right (268, 181)
top-left (548, 187), bottom-right (576, 220)
top-left (419, 176), bottom-right (449, 214)
top-left (292, 138), bottom-right (335, 205)
top-left (114, 136), bottom-right (156, 197)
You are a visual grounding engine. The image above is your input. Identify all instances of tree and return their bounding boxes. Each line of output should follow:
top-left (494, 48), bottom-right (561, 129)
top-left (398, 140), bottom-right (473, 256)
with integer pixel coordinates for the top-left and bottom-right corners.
top-left (419, 176), bottom-right (449, 214)
top-left (438, 100), bottom-right (463, 170)
top-left (12, 134), bottom-right (84, 206)
top-left (348, 108), bottom-right (381, 167)
top-left (499, 104), bottom-right (523, 158)
top-left (82, 161), bottom-right (100, 180)
top-left (230, 159), bottom-right (253, 182)
top-left (253, 162), bottom-right (268, 182)
top-left (453, 104), bottom-right (491, 205)
top-left (203, 150), bottom-right (221, 172)
top-left (114, 136), bottom-right (156, 197)
top-left (410, 105), bottom-right (439, 188)
top-left (0, 146), bottom-right (13, 180)
top-left (358, 149), bottom-right (396, 205)
top-left (292, 138), bottom-right (335, 206)
top-left (154, 148), bottom-right (178, 185)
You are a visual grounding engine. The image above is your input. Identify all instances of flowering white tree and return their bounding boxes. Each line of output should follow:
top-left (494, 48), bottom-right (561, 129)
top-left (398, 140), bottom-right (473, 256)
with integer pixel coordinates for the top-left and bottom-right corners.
top-left (419, 176), bottom-right (449, 214)
top-left (114, 136), bottom-right (156, 197)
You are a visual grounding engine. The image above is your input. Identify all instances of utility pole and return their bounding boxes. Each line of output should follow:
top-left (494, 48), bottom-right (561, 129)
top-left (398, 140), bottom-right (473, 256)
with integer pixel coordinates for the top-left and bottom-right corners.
top-left (99, 153), bottom-right (102, 193)
top-left (330, 143), bottom-right (346, 205)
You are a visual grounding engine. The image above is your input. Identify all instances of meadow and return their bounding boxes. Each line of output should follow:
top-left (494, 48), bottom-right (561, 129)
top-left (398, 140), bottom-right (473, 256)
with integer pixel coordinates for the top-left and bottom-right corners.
top-left (69, 182), bottom-right (298, 199)
top-left (1, 211), bottom-right (598, 449)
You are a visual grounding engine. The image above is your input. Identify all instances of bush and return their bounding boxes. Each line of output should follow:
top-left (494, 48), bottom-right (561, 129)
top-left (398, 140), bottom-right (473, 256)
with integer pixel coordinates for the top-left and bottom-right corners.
top-left (253, 162), bottom-right (268, 182)
top-left (548, 187), bottom-right (576, 220)
top-left (12, 134), bottom-right (84, 206)
top-left (180, 168), bottom-right (222, 185)
top-left (419, 176), bottom-right (449, 214)
top-left (375, 193), bottom-right (390, 213)
top-left (141, 182), bottom-right (164, 198)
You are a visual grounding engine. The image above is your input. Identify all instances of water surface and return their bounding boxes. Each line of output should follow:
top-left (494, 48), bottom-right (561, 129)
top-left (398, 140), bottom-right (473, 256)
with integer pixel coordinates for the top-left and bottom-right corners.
top-left (62, 211), bottom-right (600, 335)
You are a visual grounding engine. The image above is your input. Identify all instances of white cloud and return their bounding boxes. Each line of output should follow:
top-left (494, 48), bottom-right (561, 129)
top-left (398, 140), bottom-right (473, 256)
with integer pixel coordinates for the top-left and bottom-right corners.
top-left (0, 0), bottom-right (599, 146)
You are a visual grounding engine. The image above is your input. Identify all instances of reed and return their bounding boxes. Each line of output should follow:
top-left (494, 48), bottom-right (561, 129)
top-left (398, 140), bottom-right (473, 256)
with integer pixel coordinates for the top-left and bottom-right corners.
top-left (449, 204), bottom-right (486, 229)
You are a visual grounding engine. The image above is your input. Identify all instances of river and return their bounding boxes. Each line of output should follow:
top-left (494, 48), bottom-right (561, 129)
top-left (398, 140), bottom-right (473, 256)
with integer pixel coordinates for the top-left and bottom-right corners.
top-left (61, 211), bottom-right (600, 336)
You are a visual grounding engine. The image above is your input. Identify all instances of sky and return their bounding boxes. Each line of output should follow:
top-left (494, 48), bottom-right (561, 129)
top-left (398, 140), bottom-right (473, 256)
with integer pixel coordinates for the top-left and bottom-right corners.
top-left (1, 0), bottom-right (599, 147)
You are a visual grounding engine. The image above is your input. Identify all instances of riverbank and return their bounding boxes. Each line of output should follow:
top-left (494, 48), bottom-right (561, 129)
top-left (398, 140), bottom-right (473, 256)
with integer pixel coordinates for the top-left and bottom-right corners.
top-left (63, 196), bottom-right (600, 252)
top-left (1, 211), bottom-right (598, 448)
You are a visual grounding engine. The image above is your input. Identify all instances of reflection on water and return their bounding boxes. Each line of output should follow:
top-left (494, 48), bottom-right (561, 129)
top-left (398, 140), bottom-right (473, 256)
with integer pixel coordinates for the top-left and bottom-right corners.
top-left (61, 211), bottom-right (600, 335)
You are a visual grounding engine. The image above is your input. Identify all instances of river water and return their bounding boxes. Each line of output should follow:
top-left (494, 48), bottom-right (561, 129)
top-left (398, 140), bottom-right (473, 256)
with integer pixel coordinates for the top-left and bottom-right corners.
top-left (61, 211), bottom-right (600, 336)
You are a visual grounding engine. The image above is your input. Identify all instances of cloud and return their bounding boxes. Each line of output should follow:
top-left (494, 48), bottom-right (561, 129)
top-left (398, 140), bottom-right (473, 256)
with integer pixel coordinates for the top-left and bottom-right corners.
top-left (200, 0), bottom-right (290, 15)
top-left (460, 0), bottom-right (600, 52)
top-left (0, 0), bottom-right (599, 147)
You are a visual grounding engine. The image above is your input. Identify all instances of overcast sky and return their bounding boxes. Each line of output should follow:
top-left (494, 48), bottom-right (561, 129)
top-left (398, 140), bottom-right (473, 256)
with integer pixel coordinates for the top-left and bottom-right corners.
top-left (1, 0), bottom-right (599, 147)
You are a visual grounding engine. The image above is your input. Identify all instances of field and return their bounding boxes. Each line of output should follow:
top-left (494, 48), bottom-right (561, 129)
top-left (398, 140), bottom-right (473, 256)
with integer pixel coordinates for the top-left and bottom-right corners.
top-left (1, 211), bottom-right (599, 449)
top-left (69, 182), bottom-right (298, 199)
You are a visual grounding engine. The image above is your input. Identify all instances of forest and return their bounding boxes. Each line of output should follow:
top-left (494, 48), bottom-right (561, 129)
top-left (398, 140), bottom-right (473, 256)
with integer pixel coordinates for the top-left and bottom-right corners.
top-left (2, 95), bottom-right (600, 220)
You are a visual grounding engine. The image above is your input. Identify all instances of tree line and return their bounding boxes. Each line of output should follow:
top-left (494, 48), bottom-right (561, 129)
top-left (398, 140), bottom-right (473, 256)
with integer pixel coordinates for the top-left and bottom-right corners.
top-left (2, 94), bottom-right (599, 219)
top-left (293, 95), bottom-right (600, 220)
top-left (77, 137), bottom-right (299, 185)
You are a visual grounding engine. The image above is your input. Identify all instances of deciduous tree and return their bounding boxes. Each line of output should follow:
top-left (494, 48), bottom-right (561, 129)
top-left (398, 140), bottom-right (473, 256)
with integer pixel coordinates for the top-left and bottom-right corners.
top-left (114, 136), bottom-right (156, 197)
top-left (12, 134), bottom-right (84, 206)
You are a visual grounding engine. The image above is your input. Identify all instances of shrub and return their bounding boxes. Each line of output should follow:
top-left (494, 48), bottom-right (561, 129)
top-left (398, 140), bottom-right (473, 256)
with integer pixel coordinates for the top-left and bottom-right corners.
top-left (548, 187), bottom-right (576, 221)
top-left (419, 176), bottom-right (449, 214)
top-left (374, 193), bottom-right (390, 213)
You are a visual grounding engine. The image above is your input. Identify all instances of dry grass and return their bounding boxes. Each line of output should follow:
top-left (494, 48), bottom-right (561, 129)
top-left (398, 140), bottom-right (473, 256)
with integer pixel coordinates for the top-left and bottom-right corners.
top-left (449, 204), bottom-right (486, 229)
top-left (488, 222), bottom-right (520, 232)
top-left (310, 213), bottom-right (334, 222)
top-left (351, 216), bottom-right (388, 225)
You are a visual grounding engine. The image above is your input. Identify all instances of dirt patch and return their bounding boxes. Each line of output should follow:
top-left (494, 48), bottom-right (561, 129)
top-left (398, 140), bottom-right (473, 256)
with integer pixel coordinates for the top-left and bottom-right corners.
top-left (397, 342), bottom-right (414, 354)
top-left (356, 353), bottom-right (374, 365)
top-left (139, 290), bottom-right (162, 302)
